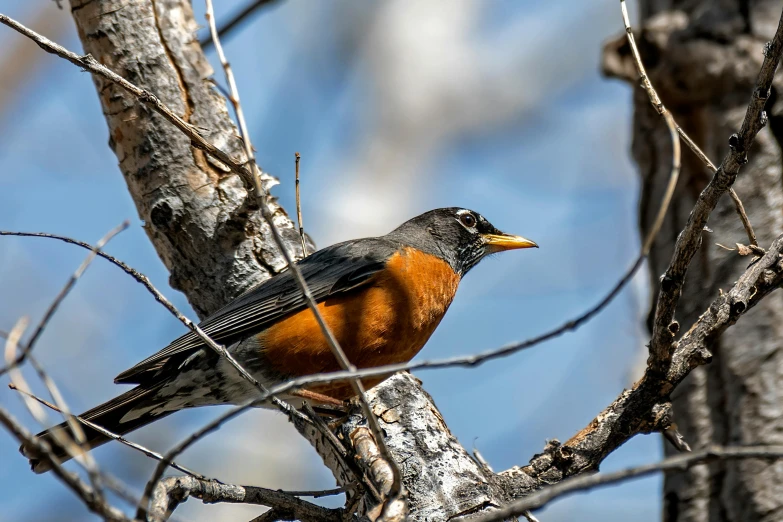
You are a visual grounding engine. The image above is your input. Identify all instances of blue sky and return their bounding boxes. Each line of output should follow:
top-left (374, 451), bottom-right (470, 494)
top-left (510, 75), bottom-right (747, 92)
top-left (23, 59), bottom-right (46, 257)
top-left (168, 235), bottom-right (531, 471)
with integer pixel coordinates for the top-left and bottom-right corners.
top-left (0, 1), bottom-right (663, 521)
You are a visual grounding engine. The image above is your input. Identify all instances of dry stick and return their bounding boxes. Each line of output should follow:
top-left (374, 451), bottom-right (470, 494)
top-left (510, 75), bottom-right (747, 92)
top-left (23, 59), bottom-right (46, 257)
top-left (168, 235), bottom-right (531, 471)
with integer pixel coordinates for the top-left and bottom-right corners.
top-left (622, 1), bottom-right (783, 373)
top-left (619, 0), bottom-right (759, 248)
top-left (472, 445), bottom-right (783, 522)
top-left (8, 384), bottom-right (206, 480)
top-left (0, 13), bottom-right (271, 198)
top-left (277, 486), bottom-right (346, 498)
top-left (147, 476), bottom-right (343, 522)
top-left (0, 224), bottom-right (697, 408)
top-left (4, 223), bottom-right (128, 504)
top-left (7, 326), bottom-right (111, 507)
top-left (204, 1), bottom-right (403, 503)
top-left (199, 0), bottom-right (278, 49)
top-left (18, 356), bottom-right (153, 517)
top-left (0, 404), bottom-right (131, 522)
top-left (3, 321), bottom-right (140, 517)
top-left (295, 152), bottom-right (307, 256)
top-left (0, 220), bottom-right (129, 377)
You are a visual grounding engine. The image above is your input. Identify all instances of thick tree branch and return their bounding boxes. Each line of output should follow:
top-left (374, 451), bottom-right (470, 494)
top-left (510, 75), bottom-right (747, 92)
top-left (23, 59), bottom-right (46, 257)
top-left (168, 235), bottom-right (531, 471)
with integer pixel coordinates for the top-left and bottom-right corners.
top-left (147, 476), bottom-right (343, 522)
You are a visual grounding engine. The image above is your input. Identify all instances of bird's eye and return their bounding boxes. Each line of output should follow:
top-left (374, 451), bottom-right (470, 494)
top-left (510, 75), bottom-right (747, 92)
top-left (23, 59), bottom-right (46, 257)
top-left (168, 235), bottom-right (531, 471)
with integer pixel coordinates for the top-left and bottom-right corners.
top-left (459, 213), bottom-right (477, 228)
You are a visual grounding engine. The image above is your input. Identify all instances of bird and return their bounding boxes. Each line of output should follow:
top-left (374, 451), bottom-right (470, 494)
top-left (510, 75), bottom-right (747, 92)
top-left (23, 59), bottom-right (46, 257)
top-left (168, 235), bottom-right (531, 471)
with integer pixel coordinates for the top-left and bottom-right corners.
top-left (21, 207), bottom-right (537, 473)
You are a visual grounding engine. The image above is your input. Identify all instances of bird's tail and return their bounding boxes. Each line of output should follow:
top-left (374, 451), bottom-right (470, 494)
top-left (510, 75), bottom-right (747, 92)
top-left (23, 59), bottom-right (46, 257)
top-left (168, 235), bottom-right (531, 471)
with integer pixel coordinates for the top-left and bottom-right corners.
top-left (20, 385), bottom-right (171, 474)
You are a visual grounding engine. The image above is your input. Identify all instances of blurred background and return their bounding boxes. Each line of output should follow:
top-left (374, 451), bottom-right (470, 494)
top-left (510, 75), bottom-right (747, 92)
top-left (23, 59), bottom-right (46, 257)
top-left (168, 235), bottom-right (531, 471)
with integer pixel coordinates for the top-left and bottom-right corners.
top-left (0, 1), bottom-right (658, 520)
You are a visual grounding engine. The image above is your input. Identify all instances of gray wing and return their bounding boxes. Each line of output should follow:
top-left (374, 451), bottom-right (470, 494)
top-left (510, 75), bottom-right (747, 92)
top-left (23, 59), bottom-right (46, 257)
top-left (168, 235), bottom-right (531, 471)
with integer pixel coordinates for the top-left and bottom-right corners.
top-left (114, 238), bottom-right (400, 384)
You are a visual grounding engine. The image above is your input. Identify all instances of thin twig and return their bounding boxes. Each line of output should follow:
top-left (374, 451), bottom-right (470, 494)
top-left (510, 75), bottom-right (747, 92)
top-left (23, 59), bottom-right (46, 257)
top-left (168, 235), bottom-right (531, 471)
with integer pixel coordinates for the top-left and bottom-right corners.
top-left (0, 220), bottom-right (129, 377)
top-left (0, 14), bottom-right (273, 197)
top-left (0, 404), bottom-right (131, 522)
top-left (8, 383), bottom-right (205, 480)
top-left (0, 12), bottom-right (397, 503)
top-left (618, 1), bottom-right (758, 248)
top-left (0, 224), bottom-right (711, 396)
top-left (278, 486), bottom-right (346, 498)
top-left (473, 445), bottom-right (783, 521)
top-left (295, 152), bottom-right (307, 256)
top-left (620, 0), bottom-right (783, 372)
top-left (728, 188), bottom-right (758, 246)
top-left (199, 0), bottom-right (278, 49)
top-left (204, 0), bottom-right (402, 504)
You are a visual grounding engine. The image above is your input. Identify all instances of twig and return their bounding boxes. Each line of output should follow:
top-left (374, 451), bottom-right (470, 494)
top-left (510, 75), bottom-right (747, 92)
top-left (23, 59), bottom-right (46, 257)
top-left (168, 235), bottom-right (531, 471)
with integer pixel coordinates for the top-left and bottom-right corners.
top-left (137, 401), bottom-right (313, 521)
top-left (204, 1), bottom-right (402, 507)
top-left (0, 404), bottom-right (130, 522)
top-left (1, 11), bottom-right (398, 503)
top-left (0, 220), bottom-right (129, 377)
top-left (199, 0), bottom-right (278, 49)
top-left (8, 225), bottom-right (743, 397)
top-left (0, 225), bottom-right (296, 515)
top-left (473, 445), bottom-right (783, 521)
top-left (8, 383), bottom-right (205, 480)
top-left (620, 0), bottom-right (783, 372)
top-left (277, 486), bottom-right (346, 498)
top-left (618, 0), bottom-right (759, 248)
top-left (205, 0), bottom-right (259, 181)
top-left (295, 152), bottom-right (307, 256)
top-left (7, 223), bottom-right (128, 502)
top-left (728, 189), bottom-right (758, 247)
top-left (0, 14), bottom-right (273, 197)
top-left (147, 476), bottom-right (343, 522)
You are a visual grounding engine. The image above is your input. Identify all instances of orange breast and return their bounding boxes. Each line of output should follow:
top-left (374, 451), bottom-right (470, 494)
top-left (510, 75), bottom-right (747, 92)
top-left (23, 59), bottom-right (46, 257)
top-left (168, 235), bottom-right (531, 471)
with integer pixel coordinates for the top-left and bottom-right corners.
top-left (259, 247), bottom-right (460, 399)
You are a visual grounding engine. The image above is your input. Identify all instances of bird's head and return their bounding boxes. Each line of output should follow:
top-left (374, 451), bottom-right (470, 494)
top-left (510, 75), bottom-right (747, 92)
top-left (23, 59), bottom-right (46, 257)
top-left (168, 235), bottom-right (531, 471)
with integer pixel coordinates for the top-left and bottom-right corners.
top-left (387, 207), bottom-right (538, 276)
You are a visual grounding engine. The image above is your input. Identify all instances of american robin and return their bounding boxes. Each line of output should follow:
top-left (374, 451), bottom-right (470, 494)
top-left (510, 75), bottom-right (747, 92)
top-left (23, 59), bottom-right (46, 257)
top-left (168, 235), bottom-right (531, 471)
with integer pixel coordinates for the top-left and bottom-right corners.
top-left (22, 207), bottom-right (536, 473)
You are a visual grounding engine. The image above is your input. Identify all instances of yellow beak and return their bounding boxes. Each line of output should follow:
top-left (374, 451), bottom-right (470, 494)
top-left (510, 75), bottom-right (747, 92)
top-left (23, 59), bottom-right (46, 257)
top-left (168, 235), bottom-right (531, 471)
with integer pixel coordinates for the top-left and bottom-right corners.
top-left (482, 233), bottom-right (538, 251)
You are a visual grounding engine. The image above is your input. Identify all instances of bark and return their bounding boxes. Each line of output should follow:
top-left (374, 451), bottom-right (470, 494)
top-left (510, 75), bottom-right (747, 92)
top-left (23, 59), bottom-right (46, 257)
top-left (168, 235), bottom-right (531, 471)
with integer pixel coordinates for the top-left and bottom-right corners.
top-left (605, 2), bottom-right (783, 521)
top-left (70, 0), bottom-right (306, 319)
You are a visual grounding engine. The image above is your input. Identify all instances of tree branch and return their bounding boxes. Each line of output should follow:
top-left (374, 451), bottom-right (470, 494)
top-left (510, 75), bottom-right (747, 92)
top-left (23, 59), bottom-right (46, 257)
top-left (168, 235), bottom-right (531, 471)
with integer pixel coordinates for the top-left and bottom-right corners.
top-left (473, 445), bottom-right (783, 521)
top-left (646, 6), bottom-right (783, 373)
top-left (147, 476), bottom-right (342, 522)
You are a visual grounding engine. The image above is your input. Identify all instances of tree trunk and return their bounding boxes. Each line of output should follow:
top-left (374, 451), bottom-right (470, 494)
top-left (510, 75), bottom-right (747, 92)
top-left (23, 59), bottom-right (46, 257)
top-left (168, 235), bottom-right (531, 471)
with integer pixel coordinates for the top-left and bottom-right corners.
top-left (614, 2), bottom-right (783, 520)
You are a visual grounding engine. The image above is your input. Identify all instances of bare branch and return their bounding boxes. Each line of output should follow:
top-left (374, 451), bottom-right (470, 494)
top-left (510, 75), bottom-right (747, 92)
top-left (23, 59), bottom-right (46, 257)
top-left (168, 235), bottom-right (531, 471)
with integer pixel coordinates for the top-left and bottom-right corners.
top-left (617, 0), bottom-right (759, 248)
top-left (0, 13), bottom-right (274, 195)
top-left (0, 404), bottom-right (130, 522)
top-left (203, 0), bottom-right (403, 508)
top-left (0, 220), bottom-right (129, 376)
top-left (199, 0), bottom-right (279, 49)
top-left (295, 152), bottom-right (307, 256)
top-left (622, 1), bottom-right (783, 373)
top-left (147, 476), bottom-right (342, 522)
top-left (474, 446), bottom-right (783, 521)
